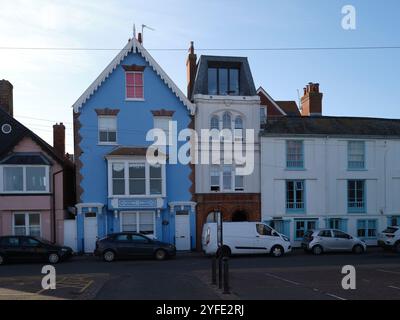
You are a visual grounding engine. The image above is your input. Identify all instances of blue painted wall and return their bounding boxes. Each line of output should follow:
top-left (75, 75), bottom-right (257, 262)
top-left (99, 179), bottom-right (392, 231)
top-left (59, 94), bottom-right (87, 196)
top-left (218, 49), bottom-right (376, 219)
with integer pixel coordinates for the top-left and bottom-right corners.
top-left (76, 48), bottom-right (194, 252)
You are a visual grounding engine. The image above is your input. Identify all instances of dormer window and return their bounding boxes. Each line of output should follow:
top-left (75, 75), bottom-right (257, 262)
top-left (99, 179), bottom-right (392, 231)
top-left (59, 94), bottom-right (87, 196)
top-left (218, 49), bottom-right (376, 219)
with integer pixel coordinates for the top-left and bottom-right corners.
top-left (207, 67), bottom-right (239, 96)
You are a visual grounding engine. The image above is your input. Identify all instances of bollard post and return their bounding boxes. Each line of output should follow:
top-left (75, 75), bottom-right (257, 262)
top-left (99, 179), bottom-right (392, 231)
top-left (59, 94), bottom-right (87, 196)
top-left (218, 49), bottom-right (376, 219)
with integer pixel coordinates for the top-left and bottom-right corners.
top-left (218, 253), bottom-right (223, 289)
top-left (211, 255), bottom-right (217, 285)
top-left (223, 257), bottom-right (230, 294)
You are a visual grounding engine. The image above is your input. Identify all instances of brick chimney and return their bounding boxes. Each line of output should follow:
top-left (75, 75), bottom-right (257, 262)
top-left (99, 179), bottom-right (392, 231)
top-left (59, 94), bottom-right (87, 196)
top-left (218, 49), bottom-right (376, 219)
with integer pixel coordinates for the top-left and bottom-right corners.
top-left (137, 32), bottom-right (143, 44)
top-left (0, 80), bottom-right (13, 116)
top-left (186, 41), bottom-right (197, 101)
top-left (53, 123), bottom-right (65, 156)
top-left (301, 82), bottom-right (323, 116)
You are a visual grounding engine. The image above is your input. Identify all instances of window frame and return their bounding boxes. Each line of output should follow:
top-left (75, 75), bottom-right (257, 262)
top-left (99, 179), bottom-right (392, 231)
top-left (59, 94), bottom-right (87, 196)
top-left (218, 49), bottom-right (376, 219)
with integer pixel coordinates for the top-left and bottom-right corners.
top-left (207, 67), bottom-right (240, 96)
top-left (209, 164), bottom-right (245, 192)
top-left (125, 71), bottom-right (144, 101)
top-left (286, 140), bottom-right (304, 169)
top-left (12, 212), bottom-right (41, 237)
top-left (357, 219), bottom-right (377, 239)
top-left (0, 165), bottom-right (50, 194)
top-left (286, 180), bottom-right (305, 213)
top-left (347, 140), bottom-right (366, 170)
top-left (120, 211), bottom-right (156, 237)
top-left (294, 219), bottom-right (317, 241)
top-left (108, 159), bottom-right (166, 198)
top-left (347, 180), bottom-right (366, 213)
top-left (98, 115), bottom-right (117, 145)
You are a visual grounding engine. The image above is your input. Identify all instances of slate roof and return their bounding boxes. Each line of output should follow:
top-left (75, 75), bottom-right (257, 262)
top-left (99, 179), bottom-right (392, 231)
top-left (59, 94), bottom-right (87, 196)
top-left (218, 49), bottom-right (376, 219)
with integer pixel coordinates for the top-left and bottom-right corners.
top-left (192, 55), bottom-right (257, 97)
top-left (261, 116), bottom-right (400, 137)
top-left (0, 108), bottom-right (72, 166)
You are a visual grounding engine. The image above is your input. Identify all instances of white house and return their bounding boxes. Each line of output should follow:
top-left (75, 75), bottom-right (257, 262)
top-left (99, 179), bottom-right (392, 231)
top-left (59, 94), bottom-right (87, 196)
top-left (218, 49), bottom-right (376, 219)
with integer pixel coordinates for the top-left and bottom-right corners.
top-left (261, 112), bottom-right (400, 247)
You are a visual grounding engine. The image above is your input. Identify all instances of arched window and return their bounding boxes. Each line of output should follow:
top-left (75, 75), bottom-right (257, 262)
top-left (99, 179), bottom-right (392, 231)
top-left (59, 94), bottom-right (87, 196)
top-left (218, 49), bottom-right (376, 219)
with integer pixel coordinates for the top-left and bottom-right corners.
top-left (234, 116), bottom-right (243, 129)
top-left (210, 116), bottom-right (219, 130)
top-left (234, 116), bottom-right (243, 140)
top-left (222, 112), bottom-right (231, 129)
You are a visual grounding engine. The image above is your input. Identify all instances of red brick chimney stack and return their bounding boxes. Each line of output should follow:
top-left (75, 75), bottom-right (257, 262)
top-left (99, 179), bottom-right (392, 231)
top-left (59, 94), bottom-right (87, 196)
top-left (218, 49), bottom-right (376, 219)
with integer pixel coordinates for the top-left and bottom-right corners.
top-left (186, 41), bottom-right (197, 100)
top-left (137, 33), bottom-right (143, 44)
top-left (301, 82), bottom-right (323, 116)
top-left (53, 123), bottom-right (66, 156)
top-left (0, 80), bottom-right (13, 116)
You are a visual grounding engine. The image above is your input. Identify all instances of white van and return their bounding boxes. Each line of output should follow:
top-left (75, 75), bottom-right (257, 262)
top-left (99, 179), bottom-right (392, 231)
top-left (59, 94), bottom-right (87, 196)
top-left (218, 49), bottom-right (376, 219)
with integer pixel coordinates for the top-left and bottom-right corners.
top-left (202, 222), bottom-right (292, 257)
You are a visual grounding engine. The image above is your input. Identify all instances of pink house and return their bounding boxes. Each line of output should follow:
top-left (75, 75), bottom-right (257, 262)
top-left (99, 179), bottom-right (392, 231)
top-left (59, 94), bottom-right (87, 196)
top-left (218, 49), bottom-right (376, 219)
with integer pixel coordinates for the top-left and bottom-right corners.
top-left (0, 80), bottom-right (74, 245)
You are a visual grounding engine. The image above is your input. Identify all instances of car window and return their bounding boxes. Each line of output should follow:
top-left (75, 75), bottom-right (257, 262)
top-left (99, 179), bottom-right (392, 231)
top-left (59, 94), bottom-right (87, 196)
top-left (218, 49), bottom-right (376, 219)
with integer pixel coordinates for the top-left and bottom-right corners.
top-left (22, 237), bottom-right (41, 247)
top-left (318, 230), bottom-right (332, 238)
top-left (333, 230), bottom-right (350, 239)
top-left (114, 234), bottom-right (131, 242)
top-left (256, 224), bottom-right (272, 236)
top-left (131, 235), bottom-right (149, 243)
top-left (2, 237), bottom-right (20, 247)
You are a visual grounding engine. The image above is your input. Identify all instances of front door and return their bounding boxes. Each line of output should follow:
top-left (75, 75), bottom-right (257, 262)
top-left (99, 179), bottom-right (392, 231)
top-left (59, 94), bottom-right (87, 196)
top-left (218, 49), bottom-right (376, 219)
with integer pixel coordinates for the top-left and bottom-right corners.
top-left (175, 211), bottom-right (191, 251)
top-left (84, 213), bottom-right (98, 253)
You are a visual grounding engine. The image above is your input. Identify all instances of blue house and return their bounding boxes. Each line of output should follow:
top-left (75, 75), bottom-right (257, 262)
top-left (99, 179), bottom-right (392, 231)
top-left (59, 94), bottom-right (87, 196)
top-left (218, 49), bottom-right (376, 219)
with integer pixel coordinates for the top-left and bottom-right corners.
top-left (72, 35), bottom-right (196, 253)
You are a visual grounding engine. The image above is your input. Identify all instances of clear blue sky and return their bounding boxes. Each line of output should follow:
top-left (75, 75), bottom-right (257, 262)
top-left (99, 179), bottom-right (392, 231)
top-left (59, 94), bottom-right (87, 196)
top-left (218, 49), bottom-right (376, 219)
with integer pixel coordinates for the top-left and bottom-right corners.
top-left (0, 0), bottom-right (399, 153)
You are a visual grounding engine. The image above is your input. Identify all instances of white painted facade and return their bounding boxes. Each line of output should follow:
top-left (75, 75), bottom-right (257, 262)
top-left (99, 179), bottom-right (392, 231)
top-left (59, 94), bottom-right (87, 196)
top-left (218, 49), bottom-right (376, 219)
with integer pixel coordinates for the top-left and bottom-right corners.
top-left (193, 94), bottom-right (261, 194)
top-left (261, 135), bottom-right (400, 246)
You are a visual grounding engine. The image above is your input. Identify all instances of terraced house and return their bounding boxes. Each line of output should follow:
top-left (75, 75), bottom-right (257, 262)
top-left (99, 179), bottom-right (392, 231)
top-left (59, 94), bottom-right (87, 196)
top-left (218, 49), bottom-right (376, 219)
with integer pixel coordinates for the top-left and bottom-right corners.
top-left (73, 34), bottom-right (196, 253)
top-left (261, 83), bottom-right (400, 246)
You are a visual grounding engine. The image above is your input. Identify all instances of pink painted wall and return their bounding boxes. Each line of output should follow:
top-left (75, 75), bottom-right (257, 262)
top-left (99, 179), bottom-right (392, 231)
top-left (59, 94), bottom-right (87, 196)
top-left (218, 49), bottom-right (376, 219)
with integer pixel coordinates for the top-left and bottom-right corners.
top-left (0, 137), bottom-right (67, 244)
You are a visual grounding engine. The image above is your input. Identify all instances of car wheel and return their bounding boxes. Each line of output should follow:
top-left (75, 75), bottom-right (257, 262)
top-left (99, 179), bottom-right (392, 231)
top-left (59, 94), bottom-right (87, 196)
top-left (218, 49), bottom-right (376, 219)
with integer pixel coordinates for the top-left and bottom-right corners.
top-left (394, 242), bottom-right (400, 254)
top-left (217, 245), bottom-right (231, 258)
top-left (155, 249), bottom-right (167, 261)
top-left (48, 253), bottom-right (60, 264)
top-left (0, 254), bottom-right (4, 265)
top-left (312, 245), bottom-right (323, 255)
top-left (103, 250), bottom-right (115, 262)
top-left (353, 244), bottom-right (364, 254)
top-left (270, 245), bottom-right (284, 257)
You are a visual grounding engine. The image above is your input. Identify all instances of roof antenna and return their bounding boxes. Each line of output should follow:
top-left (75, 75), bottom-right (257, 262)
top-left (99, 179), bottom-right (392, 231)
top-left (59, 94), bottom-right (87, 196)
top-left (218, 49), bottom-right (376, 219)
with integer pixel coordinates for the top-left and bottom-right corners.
top-left (141, 24), bottom-right (155, 44)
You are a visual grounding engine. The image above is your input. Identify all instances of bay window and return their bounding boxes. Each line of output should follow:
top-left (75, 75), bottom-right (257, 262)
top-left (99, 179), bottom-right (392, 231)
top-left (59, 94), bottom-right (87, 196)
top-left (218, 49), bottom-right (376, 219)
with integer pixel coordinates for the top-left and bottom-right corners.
top-left (1, 166), bottom-right (49, 193)
top-left (109, 160), bottom-right (165, 197)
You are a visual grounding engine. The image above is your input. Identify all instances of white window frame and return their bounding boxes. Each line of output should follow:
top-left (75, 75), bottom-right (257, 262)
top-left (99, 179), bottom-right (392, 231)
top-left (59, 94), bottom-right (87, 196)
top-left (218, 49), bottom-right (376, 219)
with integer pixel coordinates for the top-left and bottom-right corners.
top-left (120, 211), bottom-right (156, 237)
top-left (125, 71), bottom-right (145, 101)
top-left (0, 165), bottom-right (50, 194)
top-left (12, 212), bottom-right (41, 237)
top-left (108, 159), bottom-right (166, 198)
top-left (98, 115), bottom-right (117, 145)
top-left (209, 164), bottom-right (245, 192)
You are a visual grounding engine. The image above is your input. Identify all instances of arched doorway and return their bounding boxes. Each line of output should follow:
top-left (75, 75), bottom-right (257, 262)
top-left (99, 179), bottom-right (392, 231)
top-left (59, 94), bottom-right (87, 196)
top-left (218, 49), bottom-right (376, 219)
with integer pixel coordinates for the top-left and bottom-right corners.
top-left (231, 210), bottom-right (248, 222)
top-left (206, 211), bottom-right (218, 223)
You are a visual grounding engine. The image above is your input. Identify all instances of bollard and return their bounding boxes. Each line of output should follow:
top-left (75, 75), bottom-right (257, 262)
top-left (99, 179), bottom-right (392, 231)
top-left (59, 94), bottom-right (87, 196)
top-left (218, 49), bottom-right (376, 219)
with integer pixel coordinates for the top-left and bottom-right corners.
top-left (223, 257), bottom-right (230, 294)
top-left (218, 254), bottom-right (223, 289)
top-left (211, 256), bottom-right (217, 285)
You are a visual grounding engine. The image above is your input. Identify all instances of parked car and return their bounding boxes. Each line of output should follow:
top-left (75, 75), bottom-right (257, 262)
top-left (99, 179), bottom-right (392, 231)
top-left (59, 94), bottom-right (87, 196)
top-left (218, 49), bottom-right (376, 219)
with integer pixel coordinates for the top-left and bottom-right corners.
top-left (378, 226), bottom-right (400, 253)
top-left (94, 232), bottom-right (176, 262)
top-left (202, 222), bottom-right (292, 257)
top-left (0, 236), bottom-right (73, 265)
top-left (302, 229), bottom-right (366, 255)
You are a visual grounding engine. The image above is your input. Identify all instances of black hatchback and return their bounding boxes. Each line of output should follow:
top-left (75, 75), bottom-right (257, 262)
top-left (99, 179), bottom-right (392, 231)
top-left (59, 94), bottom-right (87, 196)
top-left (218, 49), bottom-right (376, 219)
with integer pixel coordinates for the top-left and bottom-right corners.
top-left (0, 236), bottom-right (73, 265)
top-left (94, 232), bottom-right (176, 262)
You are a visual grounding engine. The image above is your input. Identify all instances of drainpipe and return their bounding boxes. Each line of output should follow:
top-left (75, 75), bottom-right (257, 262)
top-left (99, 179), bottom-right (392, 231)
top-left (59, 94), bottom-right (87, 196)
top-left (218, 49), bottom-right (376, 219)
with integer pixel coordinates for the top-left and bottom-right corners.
top-left (52, 169), bottom-right (64, 244)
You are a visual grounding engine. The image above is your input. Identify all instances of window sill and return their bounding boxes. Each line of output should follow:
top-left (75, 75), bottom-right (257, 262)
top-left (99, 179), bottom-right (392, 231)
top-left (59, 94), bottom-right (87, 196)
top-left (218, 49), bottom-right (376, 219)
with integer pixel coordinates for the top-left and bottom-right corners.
top-left (108, 195), bottom-right (165, 198)
top-left (347, 211), bottom-right (367, 214)
top-left (98, 142), bottom-right (118, 146)
top-left (125, 98), bottom-right (145, 102)
top-left (0, 192), bottom-right (51, 196)
top-left (347, 168), bottom-right (367, 171)
top-left (285, 168), bottom-right (306, 171)
top-left (286, 210), bottom-right (306, 214)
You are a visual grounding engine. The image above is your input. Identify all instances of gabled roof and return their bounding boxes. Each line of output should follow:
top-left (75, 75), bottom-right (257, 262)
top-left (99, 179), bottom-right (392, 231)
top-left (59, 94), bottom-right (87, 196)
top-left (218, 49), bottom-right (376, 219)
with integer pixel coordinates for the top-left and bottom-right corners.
top-left (276, 101), bottom-right (300, 116)
top-left (0, 108), bottom-right (72, 166)
top-left (257, 87), bottom-right (286, 115)
top-left (72, 38), bottom-right (195, 115)
top-left (261, 116), bottom-right (400, 137)
top-left (192, 55), bottom-right (257, 97)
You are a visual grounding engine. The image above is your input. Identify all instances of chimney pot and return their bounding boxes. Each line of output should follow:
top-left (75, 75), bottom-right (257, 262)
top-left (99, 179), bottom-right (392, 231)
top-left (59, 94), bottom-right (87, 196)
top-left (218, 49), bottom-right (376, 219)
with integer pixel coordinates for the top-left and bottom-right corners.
top-left (186, 41), bottom-right (197, 101)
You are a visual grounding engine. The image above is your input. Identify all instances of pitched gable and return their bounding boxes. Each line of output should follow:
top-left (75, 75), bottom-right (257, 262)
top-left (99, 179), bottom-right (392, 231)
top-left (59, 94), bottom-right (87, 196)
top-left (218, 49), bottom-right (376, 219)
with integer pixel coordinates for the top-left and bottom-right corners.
top-left (72, 37), bottom-right (195, 115)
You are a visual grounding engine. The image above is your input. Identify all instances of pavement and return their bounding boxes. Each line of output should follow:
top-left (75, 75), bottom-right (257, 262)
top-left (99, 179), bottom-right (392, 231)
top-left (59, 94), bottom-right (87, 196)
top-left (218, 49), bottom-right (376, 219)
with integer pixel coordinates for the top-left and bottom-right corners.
top-left (0, 248), bottom-right (399, 300)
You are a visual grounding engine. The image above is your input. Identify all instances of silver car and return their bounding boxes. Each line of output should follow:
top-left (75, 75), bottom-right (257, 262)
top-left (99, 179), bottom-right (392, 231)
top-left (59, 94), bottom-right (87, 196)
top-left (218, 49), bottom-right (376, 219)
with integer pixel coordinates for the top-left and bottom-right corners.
top-left (301, 229), bottom-right (367, 255)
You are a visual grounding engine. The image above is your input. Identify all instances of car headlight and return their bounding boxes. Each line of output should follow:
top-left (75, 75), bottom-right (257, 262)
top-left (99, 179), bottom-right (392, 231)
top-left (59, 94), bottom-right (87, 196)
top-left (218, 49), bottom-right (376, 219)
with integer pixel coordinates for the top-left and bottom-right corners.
top-left (282, 236), bottom-right (290, 242)
top-left (61, 248), bottom-right (69, 252)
